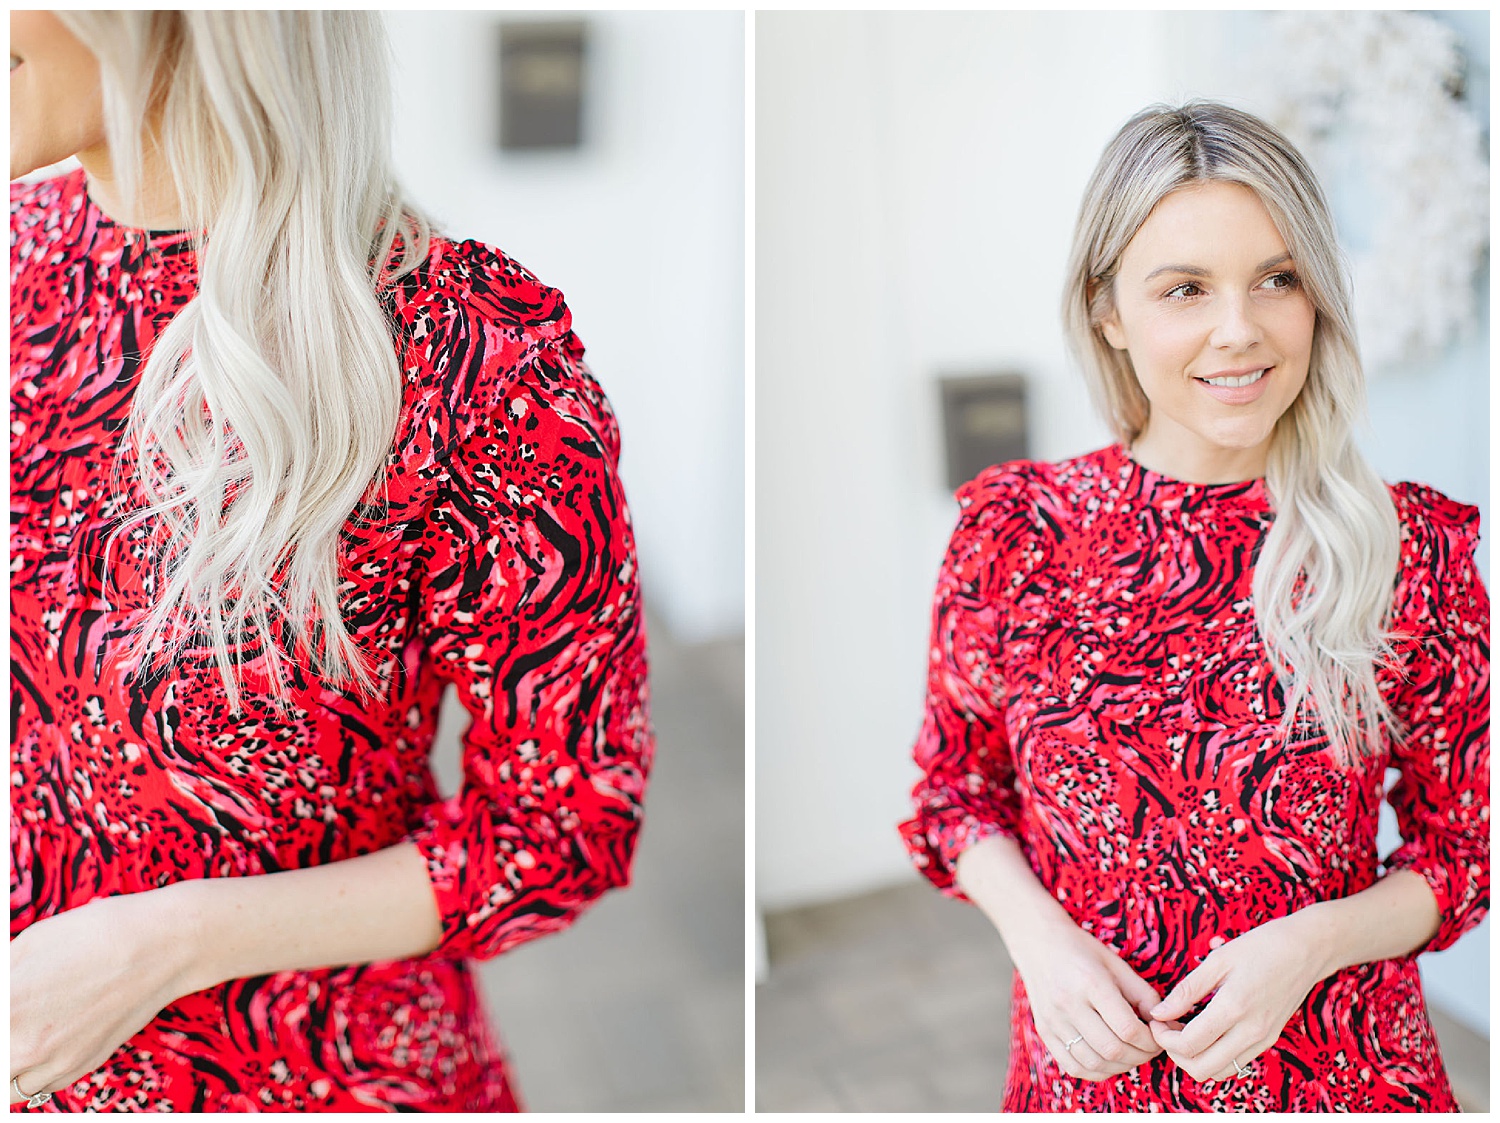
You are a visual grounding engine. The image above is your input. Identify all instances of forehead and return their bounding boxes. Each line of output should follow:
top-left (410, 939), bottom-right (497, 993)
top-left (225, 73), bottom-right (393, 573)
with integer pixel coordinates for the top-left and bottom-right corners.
top-left (1120, 182), bottom-right (1289, 271)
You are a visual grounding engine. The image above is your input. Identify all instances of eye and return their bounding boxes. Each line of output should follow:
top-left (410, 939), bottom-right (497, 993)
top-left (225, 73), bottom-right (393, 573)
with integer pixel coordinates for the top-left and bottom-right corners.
top-left (1164, 281), bottom-right (1204, 300)
top-left (1259, 271), bottom-right (1300, 292)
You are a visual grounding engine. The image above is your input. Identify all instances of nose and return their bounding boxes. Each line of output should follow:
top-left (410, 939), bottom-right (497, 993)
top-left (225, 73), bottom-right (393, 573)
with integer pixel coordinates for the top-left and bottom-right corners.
top-left (1209, 292), bottom-right (1261, 353)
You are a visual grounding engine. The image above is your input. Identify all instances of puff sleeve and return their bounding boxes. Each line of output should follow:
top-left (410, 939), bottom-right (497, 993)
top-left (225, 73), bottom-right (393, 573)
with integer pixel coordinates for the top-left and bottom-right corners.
top-left (397, 278), bottom-right (653, 961)
top-left (1381, 483), bottom-right (1489, 954)
top-left (899, 466), bottom-right (1044, 897)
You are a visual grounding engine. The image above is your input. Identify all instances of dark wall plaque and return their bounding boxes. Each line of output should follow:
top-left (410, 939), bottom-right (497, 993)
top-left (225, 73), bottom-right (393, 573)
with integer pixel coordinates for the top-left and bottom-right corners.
top-left (498, 21), bottom-right (587, 151)
top-left (938, 373), bottom-right (1029, 492)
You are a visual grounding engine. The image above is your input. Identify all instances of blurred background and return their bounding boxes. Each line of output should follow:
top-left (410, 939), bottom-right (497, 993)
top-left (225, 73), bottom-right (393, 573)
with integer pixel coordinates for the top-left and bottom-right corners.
top-left (755, 10), bottom-right (1488, 1112)
top-left (385, 11), bottom-right (745, 1112)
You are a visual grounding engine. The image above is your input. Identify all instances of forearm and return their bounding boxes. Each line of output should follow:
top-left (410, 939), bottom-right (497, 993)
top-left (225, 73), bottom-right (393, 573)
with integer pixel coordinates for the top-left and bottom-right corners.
top-left (171, 842), bottom-right (444, 994)
top-left (1297, 868), bottom-right (1442, 980)
top-left (955, 833), bottom-right (1076, 959)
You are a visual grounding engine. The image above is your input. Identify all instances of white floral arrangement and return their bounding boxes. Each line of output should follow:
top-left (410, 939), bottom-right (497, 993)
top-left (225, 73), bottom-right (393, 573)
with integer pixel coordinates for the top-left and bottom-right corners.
top-left (1244, 11), bottom-right (1488, 375)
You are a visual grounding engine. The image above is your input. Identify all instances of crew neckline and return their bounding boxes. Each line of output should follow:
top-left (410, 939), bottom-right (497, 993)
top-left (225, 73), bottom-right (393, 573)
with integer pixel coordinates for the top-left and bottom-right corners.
top-left (1103, 443), bottom-right (1271, 510)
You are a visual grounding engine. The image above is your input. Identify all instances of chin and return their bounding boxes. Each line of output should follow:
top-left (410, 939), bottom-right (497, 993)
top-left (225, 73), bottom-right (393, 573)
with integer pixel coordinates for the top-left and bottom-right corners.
top-left (1199, 422), bottom-right (1277, 453)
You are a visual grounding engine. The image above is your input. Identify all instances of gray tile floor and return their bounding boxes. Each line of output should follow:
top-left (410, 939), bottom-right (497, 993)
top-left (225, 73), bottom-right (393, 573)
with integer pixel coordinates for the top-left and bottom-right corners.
top-left (431, 616), bottom-right (745, 1112)
top-left (757, 880), bottom-right (1489, 1113)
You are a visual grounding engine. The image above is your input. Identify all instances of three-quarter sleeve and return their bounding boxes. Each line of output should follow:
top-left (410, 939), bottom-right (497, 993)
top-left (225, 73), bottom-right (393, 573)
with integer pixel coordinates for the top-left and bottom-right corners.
top-left (899, 467), bottom-right (1043, 897)
top-left (401, 327), bottom-right (652, 962)
top-left (1381, 484), bottom-right (1490, 954)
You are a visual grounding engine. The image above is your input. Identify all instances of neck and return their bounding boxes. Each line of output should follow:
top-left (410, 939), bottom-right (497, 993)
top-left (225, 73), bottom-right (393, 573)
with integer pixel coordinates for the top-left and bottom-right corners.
top-left (77, 134), bottom-right (189, 231)
top-left (1128, 426), bottom-right (1270, 485)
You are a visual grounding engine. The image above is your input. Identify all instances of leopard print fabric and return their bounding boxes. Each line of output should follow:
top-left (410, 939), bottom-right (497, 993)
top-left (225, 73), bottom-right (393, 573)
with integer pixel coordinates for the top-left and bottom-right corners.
top-left (11, 169), bottom-right (653, 1111)
top-left (901, 444), bottom-right (1488, 1111)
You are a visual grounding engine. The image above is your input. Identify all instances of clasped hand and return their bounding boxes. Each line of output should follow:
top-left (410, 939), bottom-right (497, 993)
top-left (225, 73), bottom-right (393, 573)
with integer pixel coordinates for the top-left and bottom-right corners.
top-left (11, 888), bottom-right (202, 1105)
top-left (1020, 912), bottom-right (1324, 1085)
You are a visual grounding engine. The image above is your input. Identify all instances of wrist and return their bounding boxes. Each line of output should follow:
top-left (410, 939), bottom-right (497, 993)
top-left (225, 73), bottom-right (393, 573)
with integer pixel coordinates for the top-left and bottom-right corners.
top-left (158, 878), bottom-right (229, 995)
top-left (989, 888), bottom-right (1078, 966)
top-left (1289, 898), bottom-right (1344, 982)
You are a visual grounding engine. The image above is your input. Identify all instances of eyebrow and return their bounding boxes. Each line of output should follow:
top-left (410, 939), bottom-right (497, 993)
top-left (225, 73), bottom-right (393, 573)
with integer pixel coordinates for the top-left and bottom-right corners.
top-left (1143, 253), bottom-right (1292, 282)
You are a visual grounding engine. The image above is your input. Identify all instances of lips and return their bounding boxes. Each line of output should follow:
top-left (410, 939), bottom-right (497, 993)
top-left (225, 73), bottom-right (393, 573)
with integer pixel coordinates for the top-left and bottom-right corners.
top-left (1194, 366), bottom-right (1272, 405)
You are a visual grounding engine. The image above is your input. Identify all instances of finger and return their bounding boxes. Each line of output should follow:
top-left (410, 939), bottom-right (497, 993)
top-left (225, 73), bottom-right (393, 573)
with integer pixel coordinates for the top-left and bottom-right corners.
top-left (1045, 1029), bottom-right (1100, 1081)
top-left (1195, 1024), bottom-right (1275, 1084)
top-left (1167, 1033), bottom-right (1266, 1086)
top-left (1104, 957), bottom-right (1164, 1022)
top-left (10, 1070), bottom-right (52, 1105)
top-left (1151, 956), bottom-right (1227, 1023)
top-left (1054, 1033), bottom-right (1116, 1082)
top-left (1092, 985), bottom-right (1164, 1057)
top-left (1072, 1004), bottom-right (1158, 1073)
top-left (1154, 984), bottom-right (1245, 1058)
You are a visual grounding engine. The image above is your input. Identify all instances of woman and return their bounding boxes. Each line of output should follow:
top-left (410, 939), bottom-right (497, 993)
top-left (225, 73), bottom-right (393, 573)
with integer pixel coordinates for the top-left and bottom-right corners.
top-left (11, 11), bottom-right (651, 1112)
top-left (900, 102), bottom-right (1488, 1112)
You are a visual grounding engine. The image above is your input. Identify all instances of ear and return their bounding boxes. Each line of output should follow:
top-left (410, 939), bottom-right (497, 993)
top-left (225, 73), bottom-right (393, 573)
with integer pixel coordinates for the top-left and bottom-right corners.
top-left (1087, 276), bottom-right (1128, 351)
top-left (1098, 310), bottom-right (1127, 351)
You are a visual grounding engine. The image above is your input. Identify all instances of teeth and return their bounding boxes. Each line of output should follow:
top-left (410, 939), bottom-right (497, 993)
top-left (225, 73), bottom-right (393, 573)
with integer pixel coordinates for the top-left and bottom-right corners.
top-left (1202, 369), bottom-right (1267, 388)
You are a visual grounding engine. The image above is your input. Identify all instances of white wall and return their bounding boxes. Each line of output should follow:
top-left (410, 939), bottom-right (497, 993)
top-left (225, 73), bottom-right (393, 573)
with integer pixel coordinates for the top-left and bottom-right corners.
top-left (755, 11), bottom-right (1489, 1032)
top-left (757, 8), bottom-right (1172, 910)
top-left (385, 11), bottom-right (745, 643)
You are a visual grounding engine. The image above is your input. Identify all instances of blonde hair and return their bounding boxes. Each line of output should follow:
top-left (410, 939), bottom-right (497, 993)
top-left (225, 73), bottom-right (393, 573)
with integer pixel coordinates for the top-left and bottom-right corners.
top-left (58, 11), bottom-right (431, 709)
top-left (1062, 101), bottom-right (1401, 764)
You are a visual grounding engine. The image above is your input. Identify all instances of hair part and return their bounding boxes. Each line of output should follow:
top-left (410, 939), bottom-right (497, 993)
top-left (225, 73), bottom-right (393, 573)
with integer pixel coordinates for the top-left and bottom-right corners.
top-left (1061, 100), bottom-right (1402, 765)
top-left (59, 11), bottom-right (431, 710)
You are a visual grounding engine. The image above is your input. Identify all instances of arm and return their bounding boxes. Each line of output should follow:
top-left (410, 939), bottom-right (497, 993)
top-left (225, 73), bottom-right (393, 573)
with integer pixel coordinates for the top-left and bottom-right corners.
top-left (12, 336), bottom-right (651, 1101)
top-left (899, 471), bottom-right (1162, 1081)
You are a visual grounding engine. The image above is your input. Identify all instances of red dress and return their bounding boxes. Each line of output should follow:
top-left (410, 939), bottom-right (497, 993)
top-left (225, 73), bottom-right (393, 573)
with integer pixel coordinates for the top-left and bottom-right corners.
top-left (11, 169), bottom-right (653, 1111)
top-left (900, 445), bottom-right (1489, 1112)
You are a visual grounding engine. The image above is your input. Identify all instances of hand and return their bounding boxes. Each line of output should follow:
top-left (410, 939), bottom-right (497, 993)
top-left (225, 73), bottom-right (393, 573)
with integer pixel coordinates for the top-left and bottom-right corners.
top-left (11, 886), bottom-right (203, 1104)
top-left (1147, 911), bottom-right (1328, 1084)
top-left (1007, 917), bottom-right (1167, 1082)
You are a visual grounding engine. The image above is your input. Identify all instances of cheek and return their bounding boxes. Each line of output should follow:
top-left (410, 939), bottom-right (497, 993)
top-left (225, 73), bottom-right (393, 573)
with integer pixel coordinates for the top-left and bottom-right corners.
top-left (9, 21), bottom-right (106, 174)
top-left (1127, 314), bottom-right (1205, 381)
top-left (10, 68), bottom-right (106, 173)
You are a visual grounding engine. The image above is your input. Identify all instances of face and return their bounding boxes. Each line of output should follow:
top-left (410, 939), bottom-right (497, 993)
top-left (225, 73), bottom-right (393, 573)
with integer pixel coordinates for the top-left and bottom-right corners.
top-left (1098, 180), bottom-right (1316, 481)
top-left (10, 11), bottom-right (107, 180)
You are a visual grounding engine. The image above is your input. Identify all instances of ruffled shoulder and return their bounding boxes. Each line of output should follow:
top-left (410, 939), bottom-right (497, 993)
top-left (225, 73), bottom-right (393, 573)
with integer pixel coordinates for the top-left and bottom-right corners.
top-left (379, 236), bottom-right (616, 516)
top-left (946, 460), bottom-right (1058, 601)
top-left (1390, 480), bottom-right (1482, 581)
top-left (1387, 479), bottom-right (1484, 643)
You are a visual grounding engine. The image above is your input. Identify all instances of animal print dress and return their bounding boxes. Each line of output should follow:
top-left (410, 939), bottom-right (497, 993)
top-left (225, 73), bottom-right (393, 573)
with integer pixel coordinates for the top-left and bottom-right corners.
top-left (901, 444), bottom-right (1489, 1112)
top-left (11, 169), bottom-right (653, 1111)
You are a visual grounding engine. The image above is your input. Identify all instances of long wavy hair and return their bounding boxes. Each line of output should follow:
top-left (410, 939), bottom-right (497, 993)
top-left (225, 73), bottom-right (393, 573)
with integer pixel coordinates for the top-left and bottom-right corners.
top-left (59, 11), bottom-right (431, 710)
top-left (1061, 101), bottom-right (1401, 765)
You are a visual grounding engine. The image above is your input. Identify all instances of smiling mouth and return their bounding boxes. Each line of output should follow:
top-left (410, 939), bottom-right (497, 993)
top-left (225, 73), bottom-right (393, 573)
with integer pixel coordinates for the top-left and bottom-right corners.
top-left (1196, 368), bottom-right (1268, 388)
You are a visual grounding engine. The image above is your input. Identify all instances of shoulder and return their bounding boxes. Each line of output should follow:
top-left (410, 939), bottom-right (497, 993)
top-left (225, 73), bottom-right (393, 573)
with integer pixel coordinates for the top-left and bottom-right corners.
top-left (944, 451), bottom-right (1100, 588)
top-left (954, 446), bottom-right (1111, 536)
top-left (388, 234), bottom-right (574, 355)
top-left (1387, 480), bottom-right (1485, 627)
top-left (1389, 480), bottom-right (1482, 571)
top-left (11, 168), bottom-right (77, 219)
top-left (385, 236), bottom-right (616, 471)
top-left (11, 168), bottom-right (86, 264)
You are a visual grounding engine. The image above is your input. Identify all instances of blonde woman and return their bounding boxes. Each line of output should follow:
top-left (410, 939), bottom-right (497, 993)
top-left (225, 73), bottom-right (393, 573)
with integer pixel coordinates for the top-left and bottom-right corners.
top-left (11, 11), bottom-right (651, 1112)
top-left (901, 102), bottom-right (1488, 1112)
